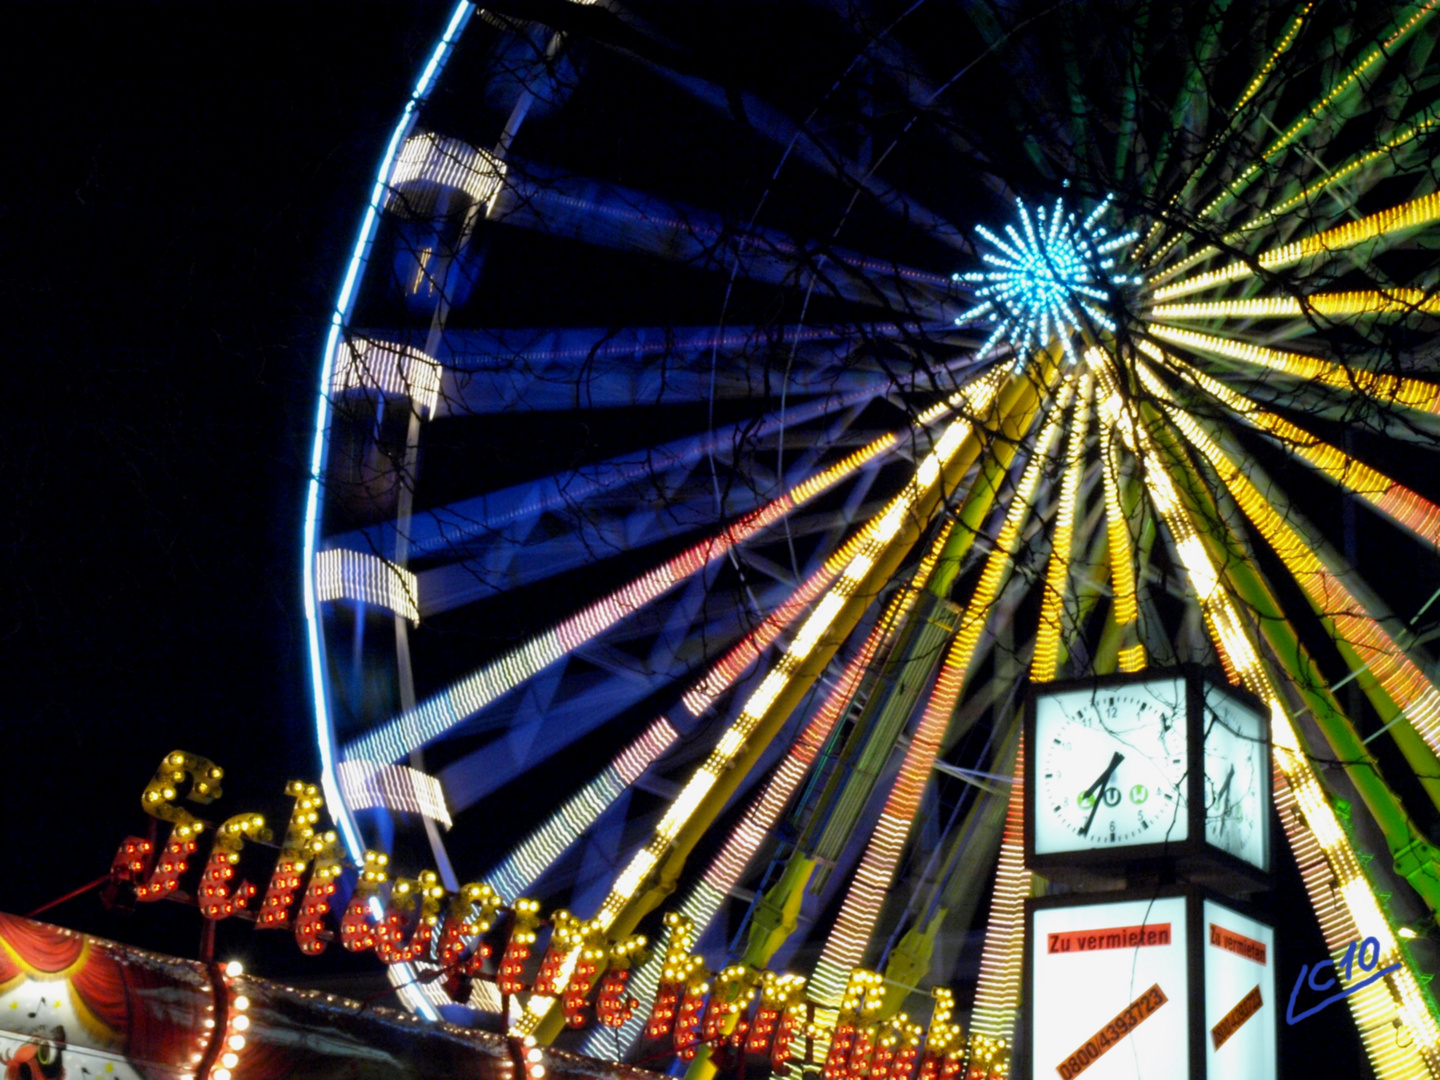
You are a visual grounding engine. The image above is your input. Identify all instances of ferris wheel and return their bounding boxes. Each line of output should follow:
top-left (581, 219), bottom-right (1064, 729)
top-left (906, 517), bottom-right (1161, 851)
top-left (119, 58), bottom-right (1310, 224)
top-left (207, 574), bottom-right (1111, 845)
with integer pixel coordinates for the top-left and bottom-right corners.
top-left (303, 2), bottom-right (1440, 1076)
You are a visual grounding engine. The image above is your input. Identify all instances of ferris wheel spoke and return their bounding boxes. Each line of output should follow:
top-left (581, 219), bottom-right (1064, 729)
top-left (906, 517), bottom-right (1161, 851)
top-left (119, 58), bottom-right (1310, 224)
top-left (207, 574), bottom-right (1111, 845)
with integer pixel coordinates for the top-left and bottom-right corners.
top-left (1136, 0), bottom-right (1233, 201)
top-left (1143, 373), bottom-right (1440, 762)
top-left (1153, 102), bottom-right (1440, 287)
top-left (482, 513), bottom-right (955, 914)
top-left (1099, 403), bottom-right (1146, 674)
top-left (409, 460), bottom-right (896, 618)
top-left (1148, 323), bottom-right (1440, 416)
top-left (585, 524), bottom-right (958, 1056)
top-left (537, 372), bottom-right (1024, 981)
top-left (783, 408), bottom-right (1065, 921)
top-left (1150, 189), bottom-right (1440, 303)
top-left (340, 404), bottom-right (933, 769)
top-left (434, 662), bottom-right (682, 815)
top-left (412, 428), bottom-right (902, 615)
top-left (486, 161), bottom-right (954, 312)
top-left (1204, 371), bottom-right (1440, 445)
top-left (1148, 346), bottom-right (1440, 547)
top-left (1234, 3), bottom-right (1314, 117)
top-left (420, 321), bottom-right (952, 414)
top-left (1150, 288), bottom-right (1440, 321)
top-left (482, 718), bottom-right (680, 903)
top-left (1141, 3), bottom-right (1430, 268)
top-left (1032, 371), bottom-right (1093, 681)
top-left (638, 60), bottom-right (972, 254)
top-left (910, 715), bottom-right (1019, 959)
top-left (328, 381), bottom-right (920, 573)
top-left (806, 375), bottom-right (1067, 1010)
top-left (966, 725), bottom-right (1028, 1061)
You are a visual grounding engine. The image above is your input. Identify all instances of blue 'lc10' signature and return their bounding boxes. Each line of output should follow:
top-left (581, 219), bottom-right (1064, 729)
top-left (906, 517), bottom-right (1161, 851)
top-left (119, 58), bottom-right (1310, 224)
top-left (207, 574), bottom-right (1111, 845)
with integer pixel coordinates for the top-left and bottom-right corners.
top-left (1286, 936), bottom-right (1402, 1025)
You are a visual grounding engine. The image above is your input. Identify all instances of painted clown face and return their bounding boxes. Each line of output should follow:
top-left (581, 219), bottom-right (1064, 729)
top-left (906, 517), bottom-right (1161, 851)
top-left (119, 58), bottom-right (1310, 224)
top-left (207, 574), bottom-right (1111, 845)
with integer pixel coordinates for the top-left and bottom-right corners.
top-left (2, 1026), bottom-right (65, 1080)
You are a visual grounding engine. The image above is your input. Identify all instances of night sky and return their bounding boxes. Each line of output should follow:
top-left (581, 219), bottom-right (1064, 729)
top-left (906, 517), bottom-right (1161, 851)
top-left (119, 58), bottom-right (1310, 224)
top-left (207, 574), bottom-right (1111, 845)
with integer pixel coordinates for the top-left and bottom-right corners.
top-left (2, 3), bottom-right (1379, 1074)
top-left (4, 2), bottom-right (455, 990)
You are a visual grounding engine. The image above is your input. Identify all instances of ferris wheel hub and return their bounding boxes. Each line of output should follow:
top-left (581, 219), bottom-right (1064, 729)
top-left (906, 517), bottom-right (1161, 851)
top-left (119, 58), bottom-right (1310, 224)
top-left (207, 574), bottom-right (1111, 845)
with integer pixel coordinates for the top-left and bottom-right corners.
top-left (953, 192), bottom-right (1142, 369)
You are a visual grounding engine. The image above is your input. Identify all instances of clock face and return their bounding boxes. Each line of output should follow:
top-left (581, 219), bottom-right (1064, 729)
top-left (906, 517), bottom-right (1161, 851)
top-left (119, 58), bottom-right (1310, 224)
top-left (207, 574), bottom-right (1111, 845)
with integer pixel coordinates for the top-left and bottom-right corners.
top-left (1034, 680), bottom-right (1189, 855)
top-left (1202, 686), bottom-right (1270, 870)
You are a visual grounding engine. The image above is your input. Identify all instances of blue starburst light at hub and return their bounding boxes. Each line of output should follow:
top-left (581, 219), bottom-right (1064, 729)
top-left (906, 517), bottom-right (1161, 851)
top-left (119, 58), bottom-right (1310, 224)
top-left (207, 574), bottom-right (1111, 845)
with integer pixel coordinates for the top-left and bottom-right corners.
top-left (952, 194), bottom-right (1139, 369)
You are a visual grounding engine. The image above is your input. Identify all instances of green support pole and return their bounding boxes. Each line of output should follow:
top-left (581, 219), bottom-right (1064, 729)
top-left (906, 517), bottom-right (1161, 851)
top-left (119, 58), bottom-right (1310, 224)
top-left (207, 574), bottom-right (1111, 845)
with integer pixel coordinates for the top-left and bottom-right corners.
top-left (879, 911), bottom-right (945, 1019)
top-left (741, 853), bottom-right (816, 969)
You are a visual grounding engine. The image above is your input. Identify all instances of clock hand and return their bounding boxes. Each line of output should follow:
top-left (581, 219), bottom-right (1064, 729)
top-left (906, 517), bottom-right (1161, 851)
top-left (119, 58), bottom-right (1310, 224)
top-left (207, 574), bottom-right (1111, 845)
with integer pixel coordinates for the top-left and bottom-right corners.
top-left (1080, 751), bottom-right (1124, 837)
top-left (1216, 763), bottom-right (1235, 823)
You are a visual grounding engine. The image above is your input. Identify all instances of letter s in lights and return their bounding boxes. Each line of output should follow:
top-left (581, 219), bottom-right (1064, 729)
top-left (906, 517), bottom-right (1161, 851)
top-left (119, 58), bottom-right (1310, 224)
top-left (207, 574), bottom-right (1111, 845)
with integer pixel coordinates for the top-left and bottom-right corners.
top-left (130, 751), bottom-right (225, 902)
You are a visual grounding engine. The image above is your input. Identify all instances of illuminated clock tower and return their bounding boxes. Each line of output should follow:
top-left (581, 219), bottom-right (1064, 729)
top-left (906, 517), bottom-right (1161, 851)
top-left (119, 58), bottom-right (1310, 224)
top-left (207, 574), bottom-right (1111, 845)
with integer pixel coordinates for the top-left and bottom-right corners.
top-left (1020, 666), bottom-right (1277, 1080)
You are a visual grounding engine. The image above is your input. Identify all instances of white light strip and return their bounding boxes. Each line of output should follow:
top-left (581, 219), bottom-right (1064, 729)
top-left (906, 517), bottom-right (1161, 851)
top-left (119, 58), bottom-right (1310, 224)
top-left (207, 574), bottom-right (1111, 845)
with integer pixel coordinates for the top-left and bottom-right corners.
top-left (388, 132), bottom-right (507, 217)
top-left (385, 961), bottom-right (440, 1021)
top-left (336, 760), bottom-right (452, 828)
top-left (315, 548), bottom-right (420, 624)
top-left (487, 718), bottom-right (679, 899)
top-left (331, 338), bottom-right (442, 416)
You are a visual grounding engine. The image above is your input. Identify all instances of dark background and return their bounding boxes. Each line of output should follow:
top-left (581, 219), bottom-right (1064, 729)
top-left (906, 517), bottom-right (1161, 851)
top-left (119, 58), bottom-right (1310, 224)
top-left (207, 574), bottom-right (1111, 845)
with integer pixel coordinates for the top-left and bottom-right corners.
top-left (1, 2), bottom-right (1376, 1072)
top-left (2, 0), bottom-right (458, 993)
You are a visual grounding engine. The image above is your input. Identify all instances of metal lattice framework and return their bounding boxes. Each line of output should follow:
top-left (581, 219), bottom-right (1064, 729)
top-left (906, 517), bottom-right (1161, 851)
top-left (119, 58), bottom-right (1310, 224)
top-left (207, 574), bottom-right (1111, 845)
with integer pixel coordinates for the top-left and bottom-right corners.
top-left (304, 3), bottom-right (1440, 1077)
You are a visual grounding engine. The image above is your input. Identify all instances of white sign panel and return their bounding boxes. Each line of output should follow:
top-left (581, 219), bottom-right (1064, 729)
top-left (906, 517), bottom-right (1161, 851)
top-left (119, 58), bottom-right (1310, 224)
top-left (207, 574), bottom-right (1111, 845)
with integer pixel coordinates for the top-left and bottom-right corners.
top-left (1203, 899), bottom-right (1277, 1080)
top-left (1031, 896), bottom-right (1189, 1080)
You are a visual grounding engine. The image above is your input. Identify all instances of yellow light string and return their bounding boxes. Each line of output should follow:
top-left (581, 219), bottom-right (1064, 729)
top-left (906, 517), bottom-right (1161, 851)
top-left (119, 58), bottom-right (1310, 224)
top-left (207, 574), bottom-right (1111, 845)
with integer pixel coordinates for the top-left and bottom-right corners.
top-left (957, 382), bottom-right (1097, 1076)
top-left (1137, 1), bottom-right (1316, 266)
top-left (1175, 1), bottom-right (1440, 249)
top-left (1148, 324), bottom-right (1440, 413)
top-left (1134, 357), bottom-right (1440, 778)
top-left (509, 368), bottom-right (1010, 1036)
top-left (1158, 104), bottom-right (1440, 284)
top-left (1152, 189), bottom-right (1440, 302)
top-left (1151, 289), bottom-right (1440, 321)
top-left (492, 507), bottom-right (950, 901)
top-left (1099, 398), bottom-right (1145, 673)
top-left (581, 524), bottom-right (963, 1060)
top-left (1089, 346), bottom-right (1440, 1078)
top-left (689, 519), bottom-right (956, 922)
top-left (965, 737), bottom-right (1028, 1061)
top-left (1143, 344), bottom-right (1440, 546)
top-left (1032, 371), bottom-right (1094, 682)
top-left (808, 373), bottom-right (1075, 1010)
top-left (1087, 349), bottom-right (1264, 680)
top-left (577, 527), bottom-right (962, 1063)
top-left (1235, 2), bottom-right (1314, 111)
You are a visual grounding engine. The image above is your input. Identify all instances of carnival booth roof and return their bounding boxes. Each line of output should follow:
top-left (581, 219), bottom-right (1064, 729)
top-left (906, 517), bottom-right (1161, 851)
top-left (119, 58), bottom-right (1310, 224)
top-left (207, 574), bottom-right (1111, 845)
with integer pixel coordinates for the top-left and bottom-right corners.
top-left (0, 912), bottom-right (664, 1080)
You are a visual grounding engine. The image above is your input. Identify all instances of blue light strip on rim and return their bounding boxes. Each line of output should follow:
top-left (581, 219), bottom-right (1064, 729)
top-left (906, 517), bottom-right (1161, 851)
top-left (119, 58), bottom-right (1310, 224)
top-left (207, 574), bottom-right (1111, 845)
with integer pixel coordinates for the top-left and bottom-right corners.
top-left (301, 0), bottom-right (473, 968)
